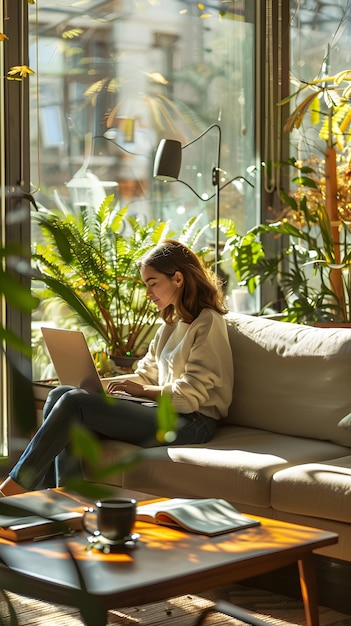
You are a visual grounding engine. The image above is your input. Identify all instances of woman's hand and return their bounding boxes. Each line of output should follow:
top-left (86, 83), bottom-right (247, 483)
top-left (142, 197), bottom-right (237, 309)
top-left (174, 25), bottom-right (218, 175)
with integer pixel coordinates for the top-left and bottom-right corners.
top-left (106, 379), bottom-right (161, 401)
top-left (106, 379), bottom-right (146, 397)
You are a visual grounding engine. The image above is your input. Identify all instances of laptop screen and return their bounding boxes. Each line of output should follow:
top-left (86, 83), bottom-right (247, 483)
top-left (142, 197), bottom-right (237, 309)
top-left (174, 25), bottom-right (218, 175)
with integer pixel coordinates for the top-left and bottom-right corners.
top-left (41, 327), bottom-right (103, 392)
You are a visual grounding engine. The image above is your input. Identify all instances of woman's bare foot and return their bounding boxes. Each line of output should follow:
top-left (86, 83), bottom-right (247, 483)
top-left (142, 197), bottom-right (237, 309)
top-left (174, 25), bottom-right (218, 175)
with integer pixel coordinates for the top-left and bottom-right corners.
top-left (0, 477), bottom-right (27, 496)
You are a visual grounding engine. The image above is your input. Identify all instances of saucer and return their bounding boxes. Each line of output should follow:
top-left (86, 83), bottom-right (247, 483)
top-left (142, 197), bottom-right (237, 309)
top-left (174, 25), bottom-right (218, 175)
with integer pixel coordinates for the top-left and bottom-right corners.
top-left (86, 532), bottom-right (140, 554)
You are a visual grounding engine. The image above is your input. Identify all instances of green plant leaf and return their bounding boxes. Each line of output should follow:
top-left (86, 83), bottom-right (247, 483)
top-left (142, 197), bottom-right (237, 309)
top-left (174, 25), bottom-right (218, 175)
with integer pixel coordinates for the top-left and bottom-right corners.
top-left (278, 189), bottom-right (298, 212)
top-left (156, 394), bottom-right (179, 443)
top-left (291, 176), bottom-right (319, 189)
top-left (69, 424), bottom-right (102, 466)
top-left (0, 271), bottom-right (39, 312)
top-left (32, 199), bottom-right (214, 356)
top-left (0, 327), bottom-right (32, 358)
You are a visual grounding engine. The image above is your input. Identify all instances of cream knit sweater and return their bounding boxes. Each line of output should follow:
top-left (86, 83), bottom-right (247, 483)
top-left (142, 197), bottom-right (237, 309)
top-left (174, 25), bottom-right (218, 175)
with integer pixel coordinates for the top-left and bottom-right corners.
top-left (132, 308), bottom-right (234, 420)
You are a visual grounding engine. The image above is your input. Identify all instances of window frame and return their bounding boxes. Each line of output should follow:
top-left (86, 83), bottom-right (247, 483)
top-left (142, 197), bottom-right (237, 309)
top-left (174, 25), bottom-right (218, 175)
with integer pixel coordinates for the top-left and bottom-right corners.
top-left (2, 0), bottom-right (33, 465)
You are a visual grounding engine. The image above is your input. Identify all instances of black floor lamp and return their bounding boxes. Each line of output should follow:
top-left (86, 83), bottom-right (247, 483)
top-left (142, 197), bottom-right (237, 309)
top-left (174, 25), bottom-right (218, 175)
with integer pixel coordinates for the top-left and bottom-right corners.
top-left (153, 123), bottom-right (254, 275)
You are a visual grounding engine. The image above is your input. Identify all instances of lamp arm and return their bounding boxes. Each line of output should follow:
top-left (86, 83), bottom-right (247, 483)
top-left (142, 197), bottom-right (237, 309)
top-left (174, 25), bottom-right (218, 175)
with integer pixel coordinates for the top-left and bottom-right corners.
top-left (219, 175), bottom-right (255, 191)
top-left (172, 173), bottom-right (254, 201)
top-left (166, 178), bottom-right (212, 201)
top-left (183, 123), bottom-right (221, 151)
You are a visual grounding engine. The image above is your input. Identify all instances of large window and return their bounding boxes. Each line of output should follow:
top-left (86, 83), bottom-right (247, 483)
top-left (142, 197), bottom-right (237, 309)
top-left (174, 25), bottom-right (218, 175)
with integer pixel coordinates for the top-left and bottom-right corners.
top-left (28, 0), bottom-right (258, 378)
top-left (29, 2), bottom-right (256, 230)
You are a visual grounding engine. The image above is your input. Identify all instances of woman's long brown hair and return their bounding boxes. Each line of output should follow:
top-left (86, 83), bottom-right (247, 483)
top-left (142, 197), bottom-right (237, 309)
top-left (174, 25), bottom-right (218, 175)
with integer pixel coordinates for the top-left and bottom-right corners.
top-left (138, 239), bottom-right (228, 323)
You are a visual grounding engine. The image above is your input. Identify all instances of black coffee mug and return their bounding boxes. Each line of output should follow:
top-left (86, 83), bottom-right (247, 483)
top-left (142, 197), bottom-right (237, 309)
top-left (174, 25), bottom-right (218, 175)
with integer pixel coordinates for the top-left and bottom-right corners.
top-left (83, 497), bottom-right (136, 542)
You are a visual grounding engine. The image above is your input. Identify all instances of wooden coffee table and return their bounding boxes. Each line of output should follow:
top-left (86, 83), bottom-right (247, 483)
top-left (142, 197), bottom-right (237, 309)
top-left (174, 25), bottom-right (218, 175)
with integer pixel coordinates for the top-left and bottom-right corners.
top-left (0, 503), bottom-right (337, 626)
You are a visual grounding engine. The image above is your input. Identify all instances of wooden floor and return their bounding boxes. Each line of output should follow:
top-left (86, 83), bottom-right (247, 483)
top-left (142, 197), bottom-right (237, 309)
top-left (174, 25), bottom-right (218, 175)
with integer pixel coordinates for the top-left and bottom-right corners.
top-left (0, 583), bottom-right (350, 626)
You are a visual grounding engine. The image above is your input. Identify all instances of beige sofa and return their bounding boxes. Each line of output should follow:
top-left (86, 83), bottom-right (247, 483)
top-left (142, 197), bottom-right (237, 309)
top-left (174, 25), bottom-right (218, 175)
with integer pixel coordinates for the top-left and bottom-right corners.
top-left (100, 313), bottom-right (351, 563)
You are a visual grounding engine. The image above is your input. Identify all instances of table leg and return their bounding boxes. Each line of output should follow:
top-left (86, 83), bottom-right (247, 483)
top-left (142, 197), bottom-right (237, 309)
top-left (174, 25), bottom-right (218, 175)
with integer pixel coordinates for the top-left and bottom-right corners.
top-left (80, 605), bottom-right (107, 626)
top-left (297, 552), bottom-right (320, 626)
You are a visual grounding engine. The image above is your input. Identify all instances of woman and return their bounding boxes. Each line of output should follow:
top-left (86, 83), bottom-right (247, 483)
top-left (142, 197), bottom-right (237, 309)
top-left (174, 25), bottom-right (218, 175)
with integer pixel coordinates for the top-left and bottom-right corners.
top-left (0, 240), bottom-right (234, 495)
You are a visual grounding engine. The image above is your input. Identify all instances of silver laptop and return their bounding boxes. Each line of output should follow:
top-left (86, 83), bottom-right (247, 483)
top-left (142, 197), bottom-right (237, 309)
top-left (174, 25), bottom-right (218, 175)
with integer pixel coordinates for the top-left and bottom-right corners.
top-left (41, 327), bottom-right (149, 402)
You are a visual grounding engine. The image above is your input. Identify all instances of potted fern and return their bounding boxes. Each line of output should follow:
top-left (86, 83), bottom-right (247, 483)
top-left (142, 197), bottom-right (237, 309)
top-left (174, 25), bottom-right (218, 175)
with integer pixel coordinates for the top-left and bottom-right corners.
top-left (32, 195), bottom-right (211, 367)
top-left (31, 196), bottom-right (171, 368)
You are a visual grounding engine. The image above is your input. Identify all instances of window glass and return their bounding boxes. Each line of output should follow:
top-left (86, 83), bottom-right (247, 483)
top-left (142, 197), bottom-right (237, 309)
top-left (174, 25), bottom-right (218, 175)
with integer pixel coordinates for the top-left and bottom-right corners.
top-left (289, 0), bottom-right (351, 157)
top-left (29, 0), bottom-right (257, 378)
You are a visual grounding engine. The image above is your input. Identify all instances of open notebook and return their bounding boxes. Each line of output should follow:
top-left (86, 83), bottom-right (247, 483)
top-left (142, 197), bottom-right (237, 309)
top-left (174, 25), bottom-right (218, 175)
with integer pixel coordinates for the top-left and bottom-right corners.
top-left (136, 498), bottom-right (261, 535)
top-left (41, 327), bottom-right (152, 403)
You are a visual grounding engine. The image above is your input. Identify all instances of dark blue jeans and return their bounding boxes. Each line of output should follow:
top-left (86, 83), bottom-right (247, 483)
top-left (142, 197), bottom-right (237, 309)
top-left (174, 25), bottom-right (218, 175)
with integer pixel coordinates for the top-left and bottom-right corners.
top-left (9, 386), bottom-right (217, 490)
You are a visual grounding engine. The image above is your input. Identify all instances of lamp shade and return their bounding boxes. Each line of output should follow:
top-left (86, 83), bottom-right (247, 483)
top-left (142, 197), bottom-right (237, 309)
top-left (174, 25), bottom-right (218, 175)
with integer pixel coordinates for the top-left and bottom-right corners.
top-left (153, 138), bottom-right (182, 181)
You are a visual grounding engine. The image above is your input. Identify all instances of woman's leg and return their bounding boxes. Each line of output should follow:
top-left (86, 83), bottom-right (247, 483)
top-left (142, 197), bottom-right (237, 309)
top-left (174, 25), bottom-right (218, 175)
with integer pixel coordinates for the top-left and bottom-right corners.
top-left (0, 386), bottom-right (76, 496)
top-left (42, 386), bottom-right (75, 489)
top-left (172, 413), bottom-right (217, 445)
top-left (1, 388), bottom-right (161, 492)
top-left (0, 386), bottom-right (218, 494)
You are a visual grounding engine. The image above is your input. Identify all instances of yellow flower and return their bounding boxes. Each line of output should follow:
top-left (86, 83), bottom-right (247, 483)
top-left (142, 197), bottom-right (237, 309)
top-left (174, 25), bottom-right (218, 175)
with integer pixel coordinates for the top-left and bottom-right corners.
top-left (62, 28), bottom-right (83, 40)
top-left (0, 33), bottom-right (9, 42)
top-left (7, 65), bottom-right (35, 81)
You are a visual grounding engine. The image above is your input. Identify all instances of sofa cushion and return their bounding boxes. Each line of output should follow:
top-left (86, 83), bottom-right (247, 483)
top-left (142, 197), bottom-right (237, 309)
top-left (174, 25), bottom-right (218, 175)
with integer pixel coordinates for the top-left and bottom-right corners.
top-left (271, 456), bottom-right (351, 523)
top-left (100, 426), bottom-right (351, 507)
top-left (225, 313), bottom-right (351, 447)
